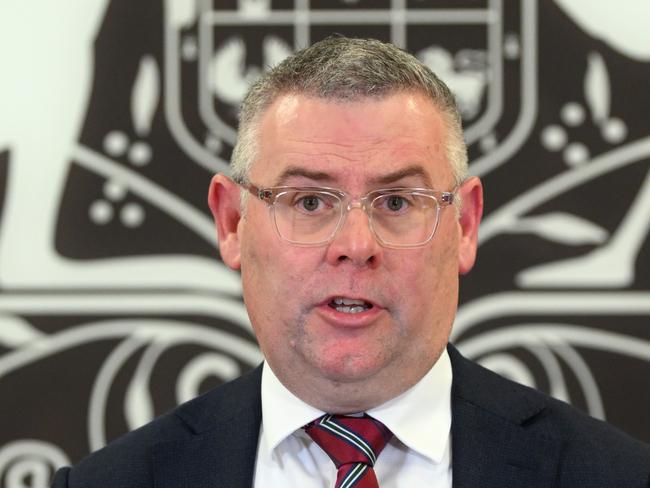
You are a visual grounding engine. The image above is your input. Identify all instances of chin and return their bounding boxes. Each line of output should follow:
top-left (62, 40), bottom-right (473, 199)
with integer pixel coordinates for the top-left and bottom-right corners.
top-left (315, 354), bottom-right (389, 384)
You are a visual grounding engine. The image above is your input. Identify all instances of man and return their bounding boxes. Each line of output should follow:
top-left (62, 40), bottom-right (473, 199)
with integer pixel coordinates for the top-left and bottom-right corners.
top-left (52, 36), bottom-right (649, 488)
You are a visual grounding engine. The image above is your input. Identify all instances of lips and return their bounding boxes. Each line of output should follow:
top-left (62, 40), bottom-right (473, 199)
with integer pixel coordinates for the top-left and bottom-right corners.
top-left (327, 296), bottom-right (374, 314)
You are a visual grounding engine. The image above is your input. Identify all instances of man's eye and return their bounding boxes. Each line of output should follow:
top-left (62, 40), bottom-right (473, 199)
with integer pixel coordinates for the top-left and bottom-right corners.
top-left (383, 195), bottom-right (410, 212)
top-left (295, 194), bottom-right (324, 212)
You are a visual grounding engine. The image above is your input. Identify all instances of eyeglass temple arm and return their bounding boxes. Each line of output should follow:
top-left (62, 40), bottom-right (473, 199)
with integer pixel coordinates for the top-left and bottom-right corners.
top-left (441, 192), bottom-right (454, 205)
top-left (238, 182), bottom-right (274, 202)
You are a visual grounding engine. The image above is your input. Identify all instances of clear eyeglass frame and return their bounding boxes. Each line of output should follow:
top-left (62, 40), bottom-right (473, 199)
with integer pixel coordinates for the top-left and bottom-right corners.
top-left (240, 182), bottom-right (456, 248)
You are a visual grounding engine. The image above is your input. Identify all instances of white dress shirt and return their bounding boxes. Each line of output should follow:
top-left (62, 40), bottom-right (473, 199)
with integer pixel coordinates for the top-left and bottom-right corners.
top-left (253, 350), bottom-right (453, 487)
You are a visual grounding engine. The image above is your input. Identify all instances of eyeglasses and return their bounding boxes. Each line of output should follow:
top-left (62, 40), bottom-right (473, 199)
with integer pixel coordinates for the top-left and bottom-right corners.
top-left (241, 183), bottom-right (456, 248)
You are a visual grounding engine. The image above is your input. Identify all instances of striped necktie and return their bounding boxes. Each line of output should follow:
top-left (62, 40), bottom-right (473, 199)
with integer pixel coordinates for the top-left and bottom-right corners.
top-left (305, 414), bottom-right (393, 488)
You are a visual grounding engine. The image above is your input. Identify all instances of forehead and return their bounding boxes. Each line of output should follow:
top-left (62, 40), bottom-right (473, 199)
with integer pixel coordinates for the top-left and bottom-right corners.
top-left (251, 92), bottom-right (453, 187)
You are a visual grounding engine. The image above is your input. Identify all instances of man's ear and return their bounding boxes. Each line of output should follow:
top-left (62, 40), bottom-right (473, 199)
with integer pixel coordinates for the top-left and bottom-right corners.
top-left (208, 174), bottom-right (242, 270)
top-left (457, 176), bottom-right (483, 275)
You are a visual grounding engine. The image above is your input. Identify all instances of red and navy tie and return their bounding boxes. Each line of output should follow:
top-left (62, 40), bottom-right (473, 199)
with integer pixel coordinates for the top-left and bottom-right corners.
top-left (305, 414), bottom-right (393, 488)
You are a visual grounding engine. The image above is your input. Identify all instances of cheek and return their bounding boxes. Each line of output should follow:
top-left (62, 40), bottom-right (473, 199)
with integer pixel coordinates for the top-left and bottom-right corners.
top-left (240, 210), bottom-right (286, 280)
top-left (239, 219), bottom-right (283, 328)
top-left (400, 241), bottom-right (459, 322)
top-left (240, 223), bottom-right (320, 326)
top-left (426, 244), bottom-right (458, 299)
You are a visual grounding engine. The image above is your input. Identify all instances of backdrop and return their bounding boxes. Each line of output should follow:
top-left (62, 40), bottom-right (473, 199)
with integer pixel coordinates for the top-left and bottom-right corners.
top-left (1, 1), bottom-right (649, 486)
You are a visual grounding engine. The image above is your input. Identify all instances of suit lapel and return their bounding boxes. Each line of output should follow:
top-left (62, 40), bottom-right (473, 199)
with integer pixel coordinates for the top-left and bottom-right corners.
top-left (150, 348), bottom-right (567, 487)
top-left (152, 365), bottom-right (263, 488)
top-left (448, 345), bottom-right (563, 488)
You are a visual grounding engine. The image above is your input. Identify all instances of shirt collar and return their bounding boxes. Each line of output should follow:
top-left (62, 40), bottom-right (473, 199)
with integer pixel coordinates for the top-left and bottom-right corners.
top-left (260, 362), bottom-right (324, 458)
top-left (367, 349), bottom-right (452, 464)
top-left (260, 349), bottom-right (453, 464)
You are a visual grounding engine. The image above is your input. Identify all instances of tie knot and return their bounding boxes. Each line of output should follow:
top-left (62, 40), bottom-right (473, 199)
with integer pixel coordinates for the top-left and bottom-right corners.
top-left (305, 414), bottom-right (393, 468)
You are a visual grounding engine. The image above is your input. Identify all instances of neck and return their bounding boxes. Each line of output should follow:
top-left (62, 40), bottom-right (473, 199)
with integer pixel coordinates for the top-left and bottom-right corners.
top-left (272, 352), bottom-right (441, 413)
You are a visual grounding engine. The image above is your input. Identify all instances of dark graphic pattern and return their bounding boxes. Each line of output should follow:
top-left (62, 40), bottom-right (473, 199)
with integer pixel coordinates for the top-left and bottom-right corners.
top-left (0, 1), bottom-right (648, 485)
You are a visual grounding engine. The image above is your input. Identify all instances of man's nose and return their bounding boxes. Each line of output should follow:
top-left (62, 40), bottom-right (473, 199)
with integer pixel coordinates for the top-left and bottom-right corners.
top-left (325, 204), bottom-right (382, 267)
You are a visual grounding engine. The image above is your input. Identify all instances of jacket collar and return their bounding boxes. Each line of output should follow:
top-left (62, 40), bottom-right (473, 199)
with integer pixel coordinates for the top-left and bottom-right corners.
top-left (448, 344), bottom-right (563, 488)
top-left (151, 346), bottom-right (565, 488)
top-left (152, 365), bottom-right (263, 488)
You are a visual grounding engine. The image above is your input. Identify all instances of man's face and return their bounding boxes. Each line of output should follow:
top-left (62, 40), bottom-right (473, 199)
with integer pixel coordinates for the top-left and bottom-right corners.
top-left (210, 92), bottom-right (482, 412)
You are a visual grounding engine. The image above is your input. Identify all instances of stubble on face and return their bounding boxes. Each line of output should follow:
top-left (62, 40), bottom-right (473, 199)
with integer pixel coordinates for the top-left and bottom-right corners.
top-left (241, 230), bottom-right (456, 412)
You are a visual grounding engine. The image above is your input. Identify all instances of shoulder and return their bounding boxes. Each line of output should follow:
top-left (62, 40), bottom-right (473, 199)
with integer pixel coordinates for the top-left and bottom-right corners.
top-left (52, 365), bottom-right (263, 487)
top-left (53, 409), bottom-right (189, 487)
top-left (448, 344), bottom-right (650, 485)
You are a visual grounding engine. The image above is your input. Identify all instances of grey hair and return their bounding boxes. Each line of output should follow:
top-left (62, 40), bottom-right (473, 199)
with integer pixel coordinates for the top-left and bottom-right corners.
top-left (230, 36), bottom-right (468, 191)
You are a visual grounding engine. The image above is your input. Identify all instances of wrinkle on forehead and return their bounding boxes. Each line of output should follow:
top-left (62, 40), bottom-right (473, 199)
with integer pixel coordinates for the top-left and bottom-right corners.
top-left (284, 138), bottom-right (382, 149)
top-left (273, 164), bottom-right (436, 189)
top-left (272, 135), bottom-right (441, 163)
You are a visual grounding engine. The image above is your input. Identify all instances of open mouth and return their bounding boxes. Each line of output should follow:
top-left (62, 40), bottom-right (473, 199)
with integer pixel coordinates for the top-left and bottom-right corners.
top-left (328, 297), bottom-right (373, 314)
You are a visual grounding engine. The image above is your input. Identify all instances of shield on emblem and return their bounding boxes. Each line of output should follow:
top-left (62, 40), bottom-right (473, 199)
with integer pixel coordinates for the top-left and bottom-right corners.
top-left (163, 0), bottom-right (536, 177)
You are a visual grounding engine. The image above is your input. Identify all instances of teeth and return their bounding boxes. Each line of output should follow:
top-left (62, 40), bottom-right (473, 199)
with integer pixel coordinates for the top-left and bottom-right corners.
top-left (333, 297), bottom-right (367, 306)
top-left (334, 305), bottom-right (366, 314)
top-left (330, 297), bottom-right (372, 314)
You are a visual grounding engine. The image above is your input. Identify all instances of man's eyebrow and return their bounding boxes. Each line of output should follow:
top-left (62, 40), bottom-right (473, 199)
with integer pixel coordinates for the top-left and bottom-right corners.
top-left (273, 167), bottom-right (334, 186)
top-left (369, 165), bottom-right (433, 187)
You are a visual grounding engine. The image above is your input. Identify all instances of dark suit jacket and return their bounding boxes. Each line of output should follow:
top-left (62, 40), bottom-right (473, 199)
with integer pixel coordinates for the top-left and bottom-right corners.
top-left (52, 345), bottom-right (650, 487)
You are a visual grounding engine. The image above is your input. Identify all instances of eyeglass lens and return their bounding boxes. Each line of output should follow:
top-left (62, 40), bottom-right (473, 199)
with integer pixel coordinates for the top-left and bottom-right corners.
top-left (271, 189), bottom-right (440, 247)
